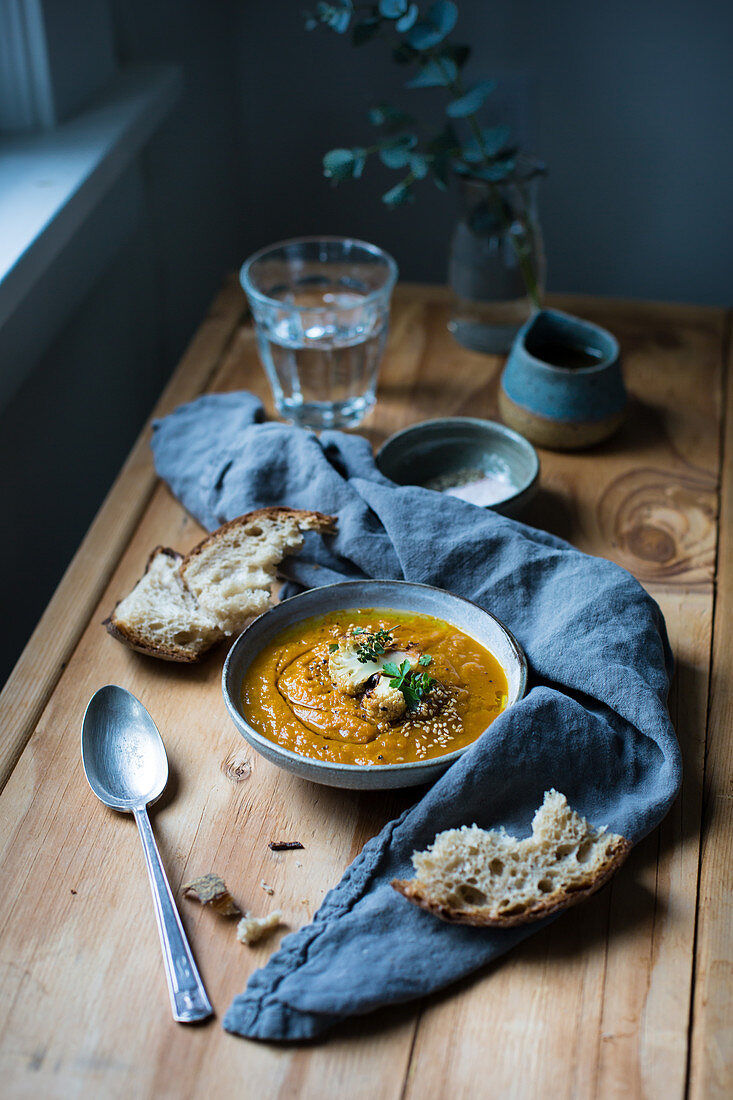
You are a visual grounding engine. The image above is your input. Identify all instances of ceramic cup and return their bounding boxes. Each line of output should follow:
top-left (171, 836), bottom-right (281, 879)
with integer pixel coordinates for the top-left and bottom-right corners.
top-left (499, 308), bottom-right (626, 450)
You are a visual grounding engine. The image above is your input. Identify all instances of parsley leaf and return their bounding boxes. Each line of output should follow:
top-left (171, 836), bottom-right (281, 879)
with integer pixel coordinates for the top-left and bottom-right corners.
top-left (387, 659), bottom-right (436, 711)
top-left (328, 642), bottom-right (339, 652)
top-left (418, 654), bottom-right (432, 666)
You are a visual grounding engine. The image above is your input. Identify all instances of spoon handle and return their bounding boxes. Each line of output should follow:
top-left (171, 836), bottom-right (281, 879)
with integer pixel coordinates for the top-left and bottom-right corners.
top-left (133, 808), bottom-right (213, 1023)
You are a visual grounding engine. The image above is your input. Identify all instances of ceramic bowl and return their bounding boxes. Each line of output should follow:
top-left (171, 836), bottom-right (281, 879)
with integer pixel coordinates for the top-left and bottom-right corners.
top-left (499, 308), bottom-right (626, 450)
top-left (375, 418), bottom-right (539, 518)
top-left (222, 580), bottom-right (527, 790)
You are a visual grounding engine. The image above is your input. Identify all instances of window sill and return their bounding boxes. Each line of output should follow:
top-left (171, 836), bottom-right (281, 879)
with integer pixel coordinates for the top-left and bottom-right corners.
top-left (0, 64), bottom-right (181, 397)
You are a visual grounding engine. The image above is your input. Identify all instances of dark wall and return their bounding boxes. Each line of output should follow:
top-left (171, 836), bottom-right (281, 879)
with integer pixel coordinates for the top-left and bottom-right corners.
top-left (113, 0), bottom-right (248, 363)
top-left (238, 0), bottom-right (733, 304)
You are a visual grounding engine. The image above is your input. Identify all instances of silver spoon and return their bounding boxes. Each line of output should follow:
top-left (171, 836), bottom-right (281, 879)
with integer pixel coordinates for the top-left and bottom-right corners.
top-left (81, 685), bottom-right (213, 1023)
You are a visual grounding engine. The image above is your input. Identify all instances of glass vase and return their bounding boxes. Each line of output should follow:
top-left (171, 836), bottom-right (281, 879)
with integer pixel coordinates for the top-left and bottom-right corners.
top-left (448, 163), bottom-right (546, 355)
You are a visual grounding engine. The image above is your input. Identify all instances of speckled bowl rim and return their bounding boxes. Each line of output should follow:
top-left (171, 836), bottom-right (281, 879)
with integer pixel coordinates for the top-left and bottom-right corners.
top-left (375, 417), bottom-right (540, 510)
top-left (518, 308), bottom-right (620, 376)
top-left (222, 579), bottom-right (528, 786)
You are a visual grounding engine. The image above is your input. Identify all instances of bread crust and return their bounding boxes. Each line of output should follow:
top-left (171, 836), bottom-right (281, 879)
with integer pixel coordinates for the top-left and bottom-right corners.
top-left (391, 835), bottom-right (632, 927)
top-left (103, 617), bottom-right (208, 663)
top-left (180, 507), bottom-right (336, 571)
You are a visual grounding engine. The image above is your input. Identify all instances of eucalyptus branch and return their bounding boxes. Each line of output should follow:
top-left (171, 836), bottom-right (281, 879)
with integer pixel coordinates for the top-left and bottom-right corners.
top-left (424, 44), bottom-right (542, 306)
top-left (304, 0), bottom-right (544, 306)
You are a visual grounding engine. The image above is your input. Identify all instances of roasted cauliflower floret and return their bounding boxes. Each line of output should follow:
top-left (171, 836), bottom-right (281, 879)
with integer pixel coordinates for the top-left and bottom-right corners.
top-left (327, 630), bottom-right (426, 712)
top-left (362, 675), bottom-right (407, 721)
top-left (327, 640), bottom-right (382, 695)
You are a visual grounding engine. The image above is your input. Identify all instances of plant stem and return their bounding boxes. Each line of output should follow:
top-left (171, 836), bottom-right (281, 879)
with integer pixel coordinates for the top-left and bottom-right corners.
top-left (432, 54), bottom-right (542, 309)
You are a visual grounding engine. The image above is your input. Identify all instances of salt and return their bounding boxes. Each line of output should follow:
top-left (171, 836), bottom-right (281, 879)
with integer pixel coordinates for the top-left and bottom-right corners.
top-left (424, 466), bottom-right (515, 507)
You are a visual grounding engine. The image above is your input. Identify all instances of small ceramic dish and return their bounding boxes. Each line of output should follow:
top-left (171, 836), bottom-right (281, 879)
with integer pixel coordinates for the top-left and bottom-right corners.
top-left (375, 418), bottom-right (539, 518)
top-left (222, 580), bottom-right (527, 790)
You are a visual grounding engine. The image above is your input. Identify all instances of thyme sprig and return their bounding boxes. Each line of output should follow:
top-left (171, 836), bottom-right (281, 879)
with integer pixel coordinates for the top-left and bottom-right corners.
top-left (354, 627), bottom-right (394, 663)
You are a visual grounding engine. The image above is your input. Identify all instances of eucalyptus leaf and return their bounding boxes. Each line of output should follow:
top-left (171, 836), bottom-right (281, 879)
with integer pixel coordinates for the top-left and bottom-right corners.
top-left (459, 138), bottom-right (484, 165)
top-left (395, 3), bottom-right (418, 31)
top-left (427, 0), bottom-right (459, 36)
top-left (409, 153), bottom-right (429, 179)
top-left (446, 79), bottom-right (496, 118)
top-left (479, 125), bottom-right (511, 156)
top-left (378, 0), bottom-right (407, 16)
top-left (460, 125), bottom-right (511, 163)
top-left (404, 22), bottom-right (442, 50)
top-left (323, 147), bottom-right (361, 180)
top-left (379, 132), bottom-right (418, 167)
top-left (406, 57), bottom-right (457, 88)
top-left (380, 145), bottom-right (412, 168)
top-left (314, 0), bottom-right (353, 33)
top-left (472, 158), bottom-right (516, 182)
top-left (382, 180), bottom-right (414, 206)
top-left (391, 132), bottom-right (419, 149)
top-left (405, 0), bottom-right (457, 49)
top-left (301, 0), bottom-right (542, 307)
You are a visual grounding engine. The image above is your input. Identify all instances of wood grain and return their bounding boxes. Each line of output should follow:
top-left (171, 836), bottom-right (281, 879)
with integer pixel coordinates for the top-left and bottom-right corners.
top-left (0, 283), bottom-right (727, 1099)
top-left (688, 315), bottom-right (733, 1100)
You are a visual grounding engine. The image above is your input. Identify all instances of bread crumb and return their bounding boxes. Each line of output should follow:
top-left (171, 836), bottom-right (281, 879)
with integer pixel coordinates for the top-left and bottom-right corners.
top-left (183, 873), bottom-right (240, 916)
top-left (236, 910), bottom-right (283, 945)
top-left (260, 880), bottom-right (275, 895)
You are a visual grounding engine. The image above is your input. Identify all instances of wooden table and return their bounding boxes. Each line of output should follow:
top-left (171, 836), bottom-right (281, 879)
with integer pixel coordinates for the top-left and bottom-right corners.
top-left (1, 284), bottom-right (730, 1099)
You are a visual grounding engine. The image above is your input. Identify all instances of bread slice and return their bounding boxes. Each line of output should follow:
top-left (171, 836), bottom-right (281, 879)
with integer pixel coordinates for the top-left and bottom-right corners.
top-left (181, 508), bottom-right (335, 634)
top-left (392, 790), bottom-right (631, 927)
top-left (105, 507), bottom-right (336, 662)
top-left (104, 547), bottom-right (222, 662)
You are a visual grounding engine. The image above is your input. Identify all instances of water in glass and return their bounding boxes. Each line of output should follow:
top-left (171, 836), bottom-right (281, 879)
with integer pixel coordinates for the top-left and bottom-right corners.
top-left (257, 290), bottom-right (387, 430)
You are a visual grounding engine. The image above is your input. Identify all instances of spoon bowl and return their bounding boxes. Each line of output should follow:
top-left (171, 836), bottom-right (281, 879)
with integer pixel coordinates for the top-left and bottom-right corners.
top-left (82, 685), bottom-right (168, 811)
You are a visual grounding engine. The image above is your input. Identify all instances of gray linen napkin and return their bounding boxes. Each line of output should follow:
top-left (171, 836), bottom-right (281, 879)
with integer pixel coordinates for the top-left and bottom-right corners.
top-left (152, 392), bottom-right (680, 1042)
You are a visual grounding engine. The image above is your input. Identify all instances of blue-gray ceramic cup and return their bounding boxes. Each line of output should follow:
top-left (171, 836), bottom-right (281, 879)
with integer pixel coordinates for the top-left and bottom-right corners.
top-left (499, 308), bottom-right (626, 450)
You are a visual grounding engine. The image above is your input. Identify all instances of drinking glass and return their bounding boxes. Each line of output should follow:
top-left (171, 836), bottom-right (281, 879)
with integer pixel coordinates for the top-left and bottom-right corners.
top-left (240, 237), bottom-right (398, 430)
